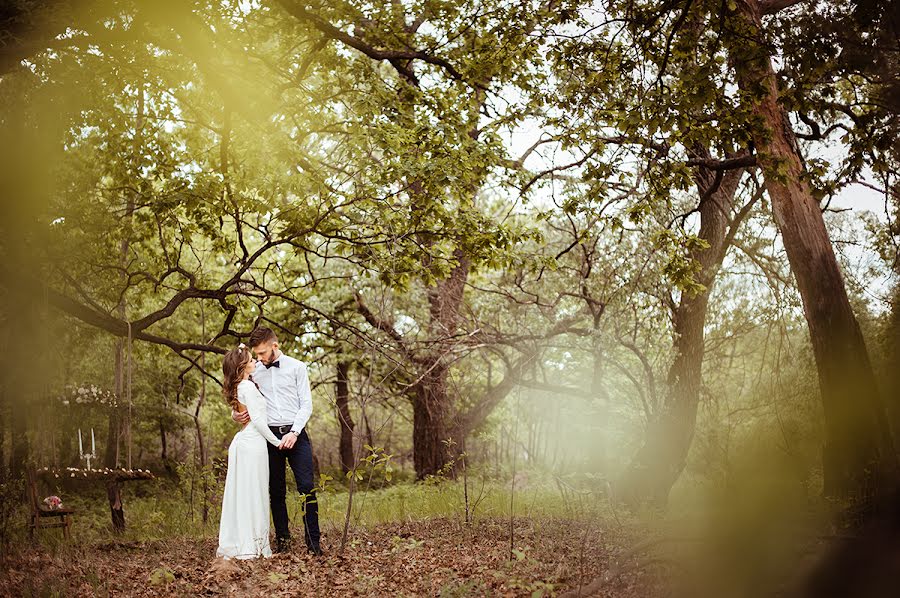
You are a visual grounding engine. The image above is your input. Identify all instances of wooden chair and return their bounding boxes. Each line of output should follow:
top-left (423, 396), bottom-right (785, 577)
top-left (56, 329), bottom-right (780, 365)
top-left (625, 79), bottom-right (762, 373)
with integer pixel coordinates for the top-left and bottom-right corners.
top-left (26, 468), bottom-right (75, 539)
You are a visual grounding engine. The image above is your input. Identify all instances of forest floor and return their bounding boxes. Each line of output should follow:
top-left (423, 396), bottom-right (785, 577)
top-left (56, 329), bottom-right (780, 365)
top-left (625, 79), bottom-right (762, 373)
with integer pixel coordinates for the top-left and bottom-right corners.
top-left (0, 516), bottom-right (668, 597)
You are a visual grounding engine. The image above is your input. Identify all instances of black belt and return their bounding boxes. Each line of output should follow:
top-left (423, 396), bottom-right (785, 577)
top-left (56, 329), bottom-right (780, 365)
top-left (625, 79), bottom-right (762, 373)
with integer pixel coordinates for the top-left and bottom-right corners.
top-left (270, 425), bottom-right (296, 435)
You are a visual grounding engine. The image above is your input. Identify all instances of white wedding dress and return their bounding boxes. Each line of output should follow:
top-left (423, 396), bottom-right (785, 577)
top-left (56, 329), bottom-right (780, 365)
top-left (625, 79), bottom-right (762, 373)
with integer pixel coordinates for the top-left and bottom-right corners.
top-left (216, 379), bottom-right (281, 560)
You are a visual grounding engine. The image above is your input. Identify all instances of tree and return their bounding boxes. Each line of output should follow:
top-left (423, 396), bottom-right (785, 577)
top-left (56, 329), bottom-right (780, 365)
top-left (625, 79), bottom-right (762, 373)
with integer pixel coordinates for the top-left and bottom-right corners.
top-left (545, 0), bottom-right (898, 504)
top-left (536, 0), bottom-right (763, 503)
top-left (727, 0), bottom-right (897, 500)
top-left (270, 0), bottom-right (577, 478)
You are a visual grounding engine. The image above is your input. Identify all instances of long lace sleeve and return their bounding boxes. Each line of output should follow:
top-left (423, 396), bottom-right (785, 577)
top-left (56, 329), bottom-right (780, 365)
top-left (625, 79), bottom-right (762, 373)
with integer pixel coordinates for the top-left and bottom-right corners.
top-left (239, 381), bottom-right (282, 447)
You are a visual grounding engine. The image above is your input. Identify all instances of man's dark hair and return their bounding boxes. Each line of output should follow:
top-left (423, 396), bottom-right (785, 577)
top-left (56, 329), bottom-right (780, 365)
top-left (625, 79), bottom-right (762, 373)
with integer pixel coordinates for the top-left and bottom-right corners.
top-left (248, 327), bottom-right (277, 347)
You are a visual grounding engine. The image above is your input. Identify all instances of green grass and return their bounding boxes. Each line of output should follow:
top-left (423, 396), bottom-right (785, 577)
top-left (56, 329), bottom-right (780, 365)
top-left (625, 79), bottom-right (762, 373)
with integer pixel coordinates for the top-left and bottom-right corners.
top-left (316, 477), bottom-right (609, 528)
top-left (4, 469), bottom-right (618, 553)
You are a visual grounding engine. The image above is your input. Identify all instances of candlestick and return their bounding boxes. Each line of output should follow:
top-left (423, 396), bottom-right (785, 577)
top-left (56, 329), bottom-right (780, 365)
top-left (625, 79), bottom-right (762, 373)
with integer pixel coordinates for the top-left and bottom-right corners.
top-left (78, 429), bottom-right (83, 454)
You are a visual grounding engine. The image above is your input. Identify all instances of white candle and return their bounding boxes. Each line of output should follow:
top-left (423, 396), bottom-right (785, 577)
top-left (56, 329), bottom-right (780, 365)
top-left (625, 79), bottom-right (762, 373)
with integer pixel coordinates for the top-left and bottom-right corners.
top-left (78, 429), bottom-right (83, 454)
top-left (91, 428), bottom-right (95, 454)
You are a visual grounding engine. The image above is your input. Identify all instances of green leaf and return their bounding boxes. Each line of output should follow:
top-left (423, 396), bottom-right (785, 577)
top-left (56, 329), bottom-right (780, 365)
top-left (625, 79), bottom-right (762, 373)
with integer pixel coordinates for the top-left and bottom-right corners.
top-left (149, 567), bottom-right (175, 586)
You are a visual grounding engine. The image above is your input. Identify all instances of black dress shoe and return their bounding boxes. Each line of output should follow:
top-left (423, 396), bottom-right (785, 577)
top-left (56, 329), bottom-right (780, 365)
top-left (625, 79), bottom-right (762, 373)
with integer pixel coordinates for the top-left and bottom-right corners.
top-left (307, 544), bottom-right (323, 557)
top-left (274, 537), bottom-right (292, 553)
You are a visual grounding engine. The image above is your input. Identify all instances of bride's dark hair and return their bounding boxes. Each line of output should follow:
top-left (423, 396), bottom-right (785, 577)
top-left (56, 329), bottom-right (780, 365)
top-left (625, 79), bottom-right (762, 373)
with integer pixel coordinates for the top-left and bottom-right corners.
top-left (222, 345), bottom-right (252, 411)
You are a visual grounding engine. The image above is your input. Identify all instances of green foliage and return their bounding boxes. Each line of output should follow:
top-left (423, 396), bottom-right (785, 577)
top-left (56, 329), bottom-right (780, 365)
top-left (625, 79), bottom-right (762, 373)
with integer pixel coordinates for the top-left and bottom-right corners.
top-left (390, 534), bottom-right (424, 552)
top-left (0, 476), bottom-right (24, 555)
top-left (346, 445), bottom-right (394, 485)
top-left (148, 566), bottom-right (176, 587)
top-left (1, 0), bottom-right (897, 546)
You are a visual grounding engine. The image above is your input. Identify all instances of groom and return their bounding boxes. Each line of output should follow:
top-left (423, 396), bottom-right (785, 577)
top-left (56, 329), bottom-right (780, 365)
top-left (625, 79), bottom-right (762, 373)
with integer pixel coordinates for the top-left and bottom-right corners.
top-left (232, 326), bottom-right (322, 556)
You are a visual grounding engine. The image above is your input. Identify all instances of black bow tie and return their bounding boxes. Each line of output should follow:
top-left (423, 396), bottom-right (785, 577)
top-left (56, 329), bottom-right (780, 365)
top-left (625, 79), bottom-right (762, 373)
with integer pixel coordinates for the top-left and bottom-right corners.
top-left (264, 360), bottom-right (280, 369)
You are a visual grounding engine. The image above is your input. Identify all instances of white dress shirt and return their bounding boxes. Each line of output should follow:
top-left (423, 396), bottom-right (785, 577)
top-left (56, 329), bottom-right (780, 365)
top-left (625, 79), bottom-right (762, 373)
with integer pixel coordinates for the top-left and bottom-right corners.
top-left (251, 352), bottom-right (313, 435)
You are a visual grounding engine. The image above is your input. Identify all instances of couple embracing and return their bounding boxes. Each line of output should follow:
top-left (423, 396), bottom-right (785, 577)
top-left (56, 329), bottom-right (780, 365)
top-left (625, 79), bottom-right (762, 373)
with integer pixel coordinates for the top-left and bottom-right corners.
top-left (215, 327), bottom-right (322, 560)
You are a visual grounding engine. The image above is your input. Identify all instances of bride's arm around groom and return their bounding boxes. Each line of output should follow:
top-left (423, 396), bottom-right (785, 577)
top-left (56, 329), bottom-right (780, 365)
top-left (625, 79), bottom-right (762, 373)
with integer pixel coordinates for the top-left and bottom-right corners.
top-left (238, 380), bottom-right (282, 447)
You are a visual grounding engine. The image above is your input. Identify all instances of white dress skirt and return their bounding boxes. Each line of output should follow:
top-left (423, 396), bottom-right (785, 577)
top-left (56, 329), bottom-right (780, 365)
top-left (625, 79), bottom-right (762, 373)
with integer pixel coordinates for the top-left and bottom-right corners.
top-left (216, 379), bottom-right (282, 560)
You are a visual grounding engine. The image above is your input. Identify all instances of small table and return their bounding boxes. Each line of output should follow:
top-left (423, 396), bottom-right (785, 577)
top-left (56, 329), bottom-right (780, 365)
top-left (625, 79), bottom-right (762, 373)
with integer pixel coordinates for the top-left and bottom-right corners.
top-left (36, 467), bottom-right (155, 532)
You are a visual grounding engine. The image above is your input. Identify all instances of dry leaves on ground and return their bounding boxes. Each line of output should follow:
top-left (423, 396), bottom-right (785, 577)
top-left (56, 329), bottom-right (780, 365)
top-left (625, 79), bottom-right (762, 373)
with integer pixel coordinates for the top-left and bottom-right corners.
top-left (0, 517), bottom-right (668, 597)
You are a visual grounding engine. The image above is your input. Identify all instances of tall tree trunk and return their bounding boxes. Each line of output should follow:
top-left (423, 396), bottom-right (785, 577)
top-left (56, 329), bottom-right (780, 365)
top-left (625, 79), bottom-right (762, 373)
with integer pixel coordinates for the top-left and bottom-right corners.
top-left (335, 360), bottom-right (355, 475)
top-left (410, 250), bottom-right (470, 479)
top-left (619, 156), bottom-right (745, 506)
top-left (159, 418), bottom-right (174, 475)
top-left (412, 363), bottom-right (452, 478)
top-left (731, 0), bottom-right (897, 501)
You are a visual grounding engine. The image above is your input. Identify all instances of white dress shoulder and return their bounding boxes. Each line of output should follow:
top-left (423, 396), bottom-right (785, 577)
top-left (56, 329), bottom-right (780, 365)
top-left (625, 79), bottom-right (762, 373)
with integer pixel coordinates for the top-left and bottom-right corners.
top-left (216, 379), bottom-right (281, 560)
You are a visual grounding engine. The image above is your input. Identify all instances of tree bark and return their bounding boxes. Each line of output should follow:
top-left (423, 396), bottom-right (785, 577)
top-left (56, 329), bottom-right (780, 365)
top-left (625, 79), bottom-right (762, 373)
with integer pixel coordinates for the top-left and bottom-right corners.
top-left (412, 362), bottom-right (452, 478)
top-left (159, 418), bottom-right (174, 475)
top-left (619, 155), bottom-right (745, 506)
top-left (731, 0), bottom-right (898, 501)
top-left (410, 249), bottom-right (470, 479)
top-left (335, 360), bottom-right (355, 475)
top-left (106, 480), bottom-right (125, 531)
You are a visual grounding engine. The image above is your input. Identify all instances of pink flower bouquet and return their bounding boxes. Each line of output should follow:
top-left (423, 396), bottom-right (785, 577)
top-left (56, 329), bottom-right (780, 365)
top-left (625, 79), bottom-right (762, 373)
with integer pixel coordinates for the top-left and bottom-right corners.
top-left (42, 495), bottom-right (63, 510)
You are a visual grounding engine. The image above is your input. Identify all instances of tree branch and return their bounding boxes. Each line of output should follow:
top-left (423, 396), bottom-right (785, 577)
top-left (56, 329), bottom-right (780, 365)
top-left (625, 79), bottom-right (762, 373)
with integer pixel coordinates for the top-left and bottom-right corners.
top-left (759, 0), bottom-right (808, 15)
top-left (274, 0), bottom-right (483, 89)
top-left (685, 154), bottom-right (757, 171)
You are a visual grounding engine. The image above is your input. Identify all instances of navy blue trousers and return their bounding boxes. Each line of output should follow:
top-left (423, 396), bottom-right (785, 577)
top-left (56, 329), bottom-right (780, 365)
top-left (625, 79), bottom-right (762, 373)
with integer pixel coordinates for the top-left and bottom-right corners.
top-left (267, 427), bottom-right (320, 548)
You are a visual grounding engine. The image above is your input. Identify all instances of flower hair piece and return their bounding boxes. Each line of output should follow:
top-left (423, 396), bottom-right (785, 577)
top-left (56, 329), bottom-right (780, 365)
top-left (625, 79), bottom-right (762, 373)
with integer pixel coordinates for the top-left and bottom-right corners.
top-left (238, 342), bottom-right (247, 351)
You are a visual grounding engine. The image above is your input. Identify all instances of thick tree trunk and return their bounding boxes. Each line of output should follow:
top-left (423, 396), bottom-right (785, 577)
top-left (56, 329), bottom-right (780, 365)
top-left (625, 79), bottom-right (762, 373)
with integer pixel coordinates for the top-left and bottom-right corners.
top-left (619, 156), bottom-right (745, 506)
top-left (732, 0), bottom-right (897, 501)
top-left (410, 249), bottom-right (470, 479)
top-left (412, 363), bottom-right (452, 478)
top-left (335, 360), bottom-right (355, 475)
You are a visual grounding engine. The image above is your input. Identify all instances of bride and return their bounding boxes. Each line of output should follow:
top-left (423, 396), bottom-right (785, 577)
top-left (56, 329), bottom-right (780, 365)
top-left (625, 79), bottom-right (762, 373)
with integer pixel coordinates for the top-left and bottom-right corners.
top-left (216, 343), bottom-right (284, 559)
